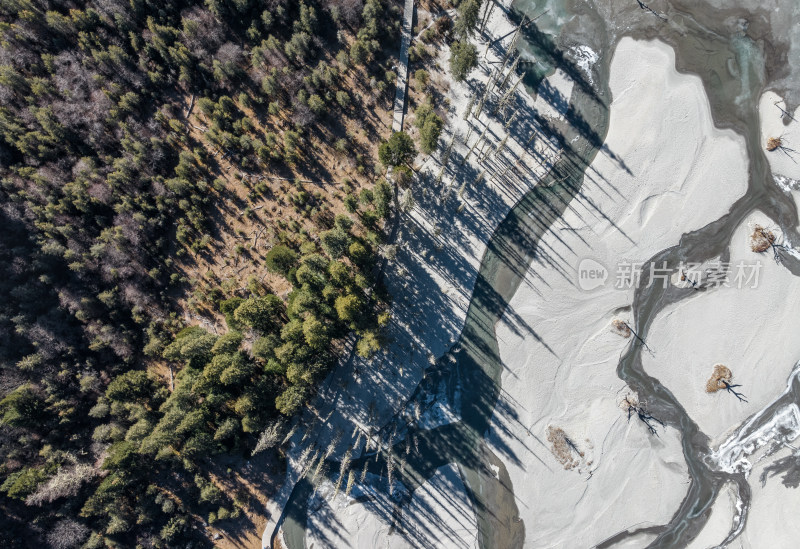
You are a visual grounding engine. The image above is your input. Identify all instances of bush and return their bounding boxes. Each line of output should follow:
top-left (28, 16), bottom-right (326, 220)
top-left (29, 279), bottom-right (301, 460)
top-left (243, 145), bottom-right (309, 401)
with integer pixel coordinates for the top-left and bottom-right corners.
top-left (454, 0), bottom-right (481, 39)
top-left (211, 331), bottom-right (243, 354)
top-left (449, 41), bottom-right (478, 82)
top-left (348, 241), bottom-right (370, 265)
top-left (343, 194), bottom-right (359, 213)
top-left (234, 295), bottom-right (285, 333)
top-left (336, 90), bottom-right (350, 108)
top-left (334, 214), bottom-right (354, 231)
top-left (414, 69), bottom-right (429, 90)
top-left (356, 330), bottom-right (382, 358)
top-left (378, 131), bottom-right (416, 166)
top-left (105, 372), bottom-right (152, 404)
top-left (374, 179), bottom-right (393, 219)
top-left (320, 228), bottom-right (350, 259)
top-left (308, 94), bottom-right (325, 116)
top-left (220, 297), bottom-right (244, 329)
top-left (0, 385), bottom-right (44, 427)
top-left (265, 245), bottom-right (298, 276)
top-left (414, 102), bottom-right (443, 155)
top-left (276, 385), bottom-right (307, 416)
top-left (350, 40), bottom-right (370, 65)
top-left (359, 188), bottom-right (374, 204)
top-left (335, 294), bottom-right (363, 323)
top-left (303, 316), bottom-right (329, 349)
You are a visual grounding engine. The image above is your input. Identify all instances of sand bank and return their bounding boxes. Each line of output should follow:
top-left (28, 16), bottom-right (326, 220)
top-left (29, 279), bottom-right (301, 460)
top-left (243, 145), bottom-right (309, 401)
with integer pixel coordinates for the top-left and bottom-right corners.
top-left (739, 446), bottom-right (800, 548)
top-left (642, 211), bottom-right (800, 443)
top-left (488, 36), bottom-right (748, 547)
top-left (759, 90), bottom-right (800, 188)
top-left (684, 483), bottom-right (739, 549)
top-left (701, 360), bottom-right (800, 547)
top-left (265, 2), bottom-right (572, 546)
top-left (305, 464), bottom-right (478, 549)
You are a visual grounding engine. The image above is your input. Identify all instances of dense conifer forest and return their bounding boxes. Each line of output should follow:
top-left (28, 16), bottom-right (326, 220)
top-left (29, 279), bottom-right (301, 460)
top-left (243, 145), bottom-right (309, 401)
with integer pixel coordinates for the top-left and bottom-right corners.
top-left (0, 0), bottom-right (417, 546)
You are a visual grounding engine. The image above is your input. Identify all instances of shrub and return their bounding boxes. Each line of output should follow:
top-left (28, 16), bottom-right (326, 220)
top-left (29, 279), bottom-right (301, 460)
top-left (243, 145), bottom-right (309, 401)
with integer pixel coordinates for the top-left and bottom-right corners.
top-left (449, 41), bottom-right (478, 82)
top-left (233, 295), bottom-right (285, 333)
top-left (265, 245), bottom-right (298, 276)
top-left (414, 69), bottom-right (429, 90)
top-left (320, 228), bottom-right (350, 259)
top-left (276, 385), bottom-right (307, 416)
top-left (374, 179), bottom-right (393, 219)
top-left (378, 131), bottom-right (416, 166)
top-left (336, 90), bottom-right (350, 108)
top-left (414, 102), bottom-right (443, 154)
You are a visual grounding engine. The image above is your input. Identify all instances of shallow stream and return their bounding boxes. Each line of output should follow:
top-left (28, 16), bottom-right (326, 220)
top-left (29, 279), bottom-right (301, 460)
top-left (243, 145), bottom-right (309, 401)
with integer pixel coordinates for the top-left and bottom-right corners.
top-left (276, 1), bottom-right (800, 546)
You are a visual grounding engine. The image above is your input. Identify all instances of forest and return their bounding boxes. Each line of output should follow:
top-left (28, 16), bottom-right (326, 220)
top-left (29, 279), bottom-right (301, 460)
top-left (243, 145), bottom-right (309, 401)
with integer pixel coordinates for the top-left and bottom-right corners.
top-left (0, 0), bottom-right (426, 546)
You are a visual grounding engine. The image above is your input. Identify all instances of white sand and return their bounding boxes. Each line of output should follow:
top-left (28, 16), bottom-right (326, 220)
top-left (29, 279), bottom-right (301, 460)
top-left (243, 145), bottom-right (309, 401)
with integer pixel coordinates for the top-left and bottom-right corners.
top-left (738, 447), bottom-right (800, 549)
top-left (290, 0), bottom-right (571, 457)
top-left (759, 90), bottom-right (800, 187)
top-left (684, 483), bottom-right (739, 549)
top-left (305, 464), bottom-right (478, 549)
top-left (701, 363), bottom-right (800, 547)
top-left (265, 2), bottom-right (571, 546)
top-left (488, 37), bottom-right (749, 547)
top-left (642, 211), bottom-right (800, 443)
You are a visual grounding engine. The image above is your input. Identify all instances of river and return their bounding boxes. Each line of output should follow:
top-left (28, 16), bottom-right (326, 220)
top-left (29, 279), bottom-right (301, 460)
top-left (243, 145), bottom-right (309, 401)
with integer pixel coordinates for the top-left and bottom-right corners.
top-left (274, 0), bottom-right (800, 547)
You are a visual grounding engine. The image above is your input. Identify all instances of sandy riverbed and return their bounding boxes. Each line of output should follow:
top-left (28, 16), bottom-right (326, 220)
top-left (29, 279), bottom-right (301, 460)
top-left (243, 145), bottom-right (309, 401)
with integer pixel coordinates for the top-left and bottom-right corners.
top-left (738, 446), bottom-right (800, 548)
top-left (488, 36), bottom-right (749, 547)
top-left (265, 1), bottom-right (572, 546)
top-left (760, 90), bottom-right (800, 189)
top-left (641, 211), bottom-right (800, 443)
top-left (305, 463), bottom-right (478, 549)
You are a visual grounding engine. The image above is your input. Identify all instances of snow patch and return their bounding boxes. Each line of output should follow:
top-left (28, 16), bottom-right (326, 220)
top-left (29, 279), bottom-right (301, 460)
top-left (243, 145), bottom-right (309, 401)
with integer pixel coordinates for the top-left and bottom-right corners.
top-left (773, 174), bottom-right (800, 193)
top-left (570, 45), bottom-right (599, 85)
top-left (711, 365), bottom-right (800, 474)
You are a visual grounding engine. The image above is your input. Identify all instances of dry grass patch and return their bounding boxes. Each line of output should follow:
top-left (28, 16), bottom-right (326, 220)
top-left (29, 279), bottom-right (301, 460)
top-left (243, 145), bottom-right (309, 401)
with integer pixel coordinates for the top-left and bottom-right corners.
top-left (750, 225), bottom-right (776, 253)
top-left (766, 136), bottom-right (782, 151)
top-left (611, 319), bottom-right (632, 338)
top-left (705, 364), bottom-right (733, 393)
top-left (546, 426), bottom-right (583, 470)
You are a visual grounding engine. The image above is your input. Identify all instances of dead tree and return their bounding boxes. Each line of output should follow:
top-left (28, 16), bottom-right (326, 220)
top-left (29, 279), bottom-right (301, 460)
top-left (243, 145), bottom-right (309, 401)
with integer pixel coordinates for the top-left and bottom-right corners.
top-left (766, 135), bottom-right (798, 164)
top-left (436, 132), bottom-right (457, 183)
top-left (564, 436), bottom-right (581, 456)
top-left (752, 225), bottom-right (790, 264)
top-left (462, 124), bottom-right (489, 165)
top-left (496, 74), bottom-right (524, 114)
top-left (463, 96), bottom-right (475, 122)
top-left (185, 93), bottom-right (196, 118)
top-left (497, 55), bottom-right (520, 91)
top-left (636, 0), bottom-right (667, 21)
top-left (623, 321), bottom-right (653, 354)
top-left (678, 269), bottom-right (699, 289)
top-left (623, 396), bottom-right (664, 436)
top-left (479, 0), bottom-right (496, 33)
top-left (721, 380), bottom-right (748, 403)
top-left (494, 135), bottom-right (509, 158)
top-left (774, 101), bottom-right (798, 123)
top-left (504, 109), bottom-right (519, 130)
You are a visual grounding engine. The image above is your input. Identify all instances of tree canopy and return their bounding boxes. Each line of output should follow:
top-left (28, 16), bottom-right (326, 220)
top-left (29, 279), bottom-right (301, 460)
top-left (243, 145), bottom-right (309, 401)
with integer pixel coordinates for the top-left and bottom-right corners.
top-left (450, 40), bottom-right (479, 82)
top-left (379, 131), bottom-right (417, 166)
top-left (0, 0), bottom-right (396, 545)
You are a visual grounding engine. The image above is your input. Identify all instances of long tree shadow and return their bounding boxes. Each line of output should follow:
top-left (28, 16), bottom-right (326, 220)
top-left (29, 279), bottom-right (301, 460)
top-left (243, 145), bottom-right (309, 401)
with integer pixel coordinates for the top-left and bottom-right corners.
top-left (270, 10), bottom-right (633, 547)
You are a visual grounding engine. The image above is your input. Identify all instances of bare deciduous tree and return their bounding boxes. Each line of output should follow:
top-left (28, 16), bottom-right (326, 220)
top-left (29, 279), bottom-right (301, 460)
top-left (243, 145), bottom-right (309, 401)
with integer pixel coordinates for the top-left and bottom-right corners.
top-left (27, 463), bottom-right (98, 506)
top-left (47, 519), bottom-right (89, 549)
top-left (622, 394), bottom-right (664, 436)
